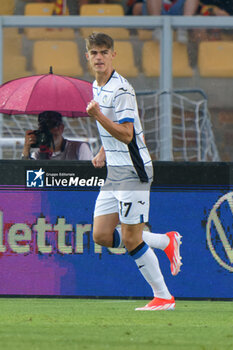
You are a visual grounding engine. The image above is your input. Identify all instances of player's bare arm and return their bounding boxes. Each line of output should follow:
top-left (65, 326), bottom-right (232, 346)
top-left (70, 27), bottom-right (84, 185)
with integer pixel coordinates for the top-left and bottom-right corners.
top-left (86, 100), bottom-right (133, 144)
top-left (92, 146), bottom-right (106, 168)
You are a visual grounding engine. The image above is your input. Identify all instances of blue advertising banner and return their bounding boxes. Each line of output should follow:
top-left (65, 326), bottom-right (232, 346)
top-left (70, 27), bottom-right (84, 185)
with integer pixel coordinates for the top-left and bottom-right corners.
top-left (0, 161), bottom-right (232, 298)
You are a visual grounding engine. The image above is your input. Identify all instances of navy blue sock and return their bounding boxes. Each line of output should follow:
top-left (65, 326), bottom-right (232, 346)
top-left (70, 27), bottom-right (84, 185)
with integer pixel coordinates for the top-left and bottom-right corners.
top-left (112, 229), bottom-right (121, 248)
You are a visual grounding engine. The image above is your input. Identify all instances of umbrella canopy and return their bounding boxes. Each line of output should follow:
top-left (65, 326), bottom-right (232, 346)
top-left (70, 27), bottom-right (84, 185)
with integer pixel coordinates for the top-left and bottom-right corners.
top-left (0, 72), bottom-right (93, 117)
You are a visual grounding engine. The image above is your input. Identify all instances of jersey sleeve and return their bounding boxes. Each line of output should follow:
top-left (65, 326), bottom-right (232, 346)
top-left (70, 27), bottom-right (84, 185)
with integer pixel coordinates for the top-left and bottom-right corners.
top-left (113, 86), bottom-right (135, 124)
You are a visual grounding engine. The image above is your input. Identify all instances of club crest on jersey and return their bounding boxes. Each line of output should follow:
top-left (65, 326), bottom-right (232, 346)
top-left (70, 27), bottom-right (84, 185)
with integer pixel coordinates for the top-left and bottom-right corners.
top-left (102, 95), bottom-right (108, 104)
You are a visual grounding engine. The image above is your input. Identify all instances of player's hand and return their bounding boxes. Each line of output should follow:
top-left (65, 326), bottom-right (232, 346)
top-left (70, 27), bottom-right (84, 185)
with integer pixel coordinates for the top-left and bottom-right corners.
top-left (86, 100), bottom-right (101, 119)
top-left (92, 149), bottom-right (106, 168)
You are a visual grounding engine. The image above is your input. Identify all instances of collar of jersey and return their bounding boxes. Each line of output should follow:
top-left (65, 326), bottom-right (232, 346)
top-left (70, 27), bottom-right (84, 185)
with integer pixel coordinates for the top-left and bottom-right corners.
top-left (96, 70), bottom-right (115, 95)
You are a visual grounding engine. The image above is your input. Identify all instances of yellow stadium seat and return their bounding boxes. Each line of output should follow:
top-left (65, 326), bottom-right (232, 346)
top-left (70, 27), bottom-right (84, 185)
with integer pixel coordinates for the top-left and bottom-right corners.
top-left (24, 2), bottom-right (57, 15)
top-left (3, 39), bottom-right (22, 57)
top-left (198, 41), bottom-right (233, 77)
top-left (25, 27), bottom-right (75, 40)
top-left (3, 28), bottom-right (19, 37)
top-left (4, 55), bottom-right (26, 73)
top-left (3, 28), bottom-right (22, 56)
top-left (113, 41), bottom-right (138, 77)
top-left (137, 29), bottom-right (153, 41)
top-left (24, 2), bottom-right (74, 40)
top-left (0, 0), bottom-right (15, 15)
top-left (3, 55), bottom-right (33, 83)
top-left (87, 0), bottom-right (122, 2)
top-left (138, 29), bottom-right (175, 41)
top-left (3, 70), bottom-right (33, 83)
top-left (32, 40), bottom-right (83, 77)
top-left (79, 4), bottom-right (129, 40)
top-left (3, 27), bottom-right (29, 82)
top-left (142, 41), bottom-right (193, 77)
top-left (80, 3), bottom-right (124, 15)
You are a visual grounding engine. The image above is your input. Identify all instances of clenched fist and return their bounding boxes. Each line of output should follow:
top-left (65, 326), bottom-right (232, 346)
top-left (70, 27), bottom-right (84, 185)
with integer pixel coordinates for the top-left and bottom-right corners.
top-left (86, 100), bottom-right (101, 119)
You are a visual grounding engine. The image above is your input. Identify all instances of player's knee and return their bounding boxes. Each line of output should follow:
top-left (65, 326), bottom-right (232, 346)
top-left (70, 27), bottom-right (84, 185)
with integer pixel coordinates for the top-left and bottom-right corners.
top-left (93, 230), bottom-right (103, 245)
top-left (93, 229), bottom-right (113, 247)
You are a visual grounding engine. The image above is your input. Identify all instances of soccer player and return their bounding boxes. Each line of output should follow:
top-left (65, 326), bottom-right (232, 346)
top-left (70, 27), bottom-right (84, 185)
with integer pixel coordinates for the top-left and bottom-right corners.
top-left (86, 32), bottom-right (182, 310)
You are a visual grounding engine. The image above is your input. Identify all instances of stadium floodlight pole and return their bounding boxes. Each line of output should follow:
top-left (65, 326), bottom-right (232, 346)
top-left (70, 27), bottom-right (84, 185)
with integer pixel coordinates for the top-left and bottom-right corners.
top-left (159, 16), bottom-right (173, 161)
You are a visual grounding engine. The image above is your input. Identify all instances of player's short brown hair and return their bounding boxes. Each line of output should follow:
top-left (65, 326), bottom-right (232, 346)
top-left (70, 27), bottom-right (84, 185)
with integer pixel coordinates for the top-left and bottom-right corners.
top-left (85, 32), bottom-right (114, 51)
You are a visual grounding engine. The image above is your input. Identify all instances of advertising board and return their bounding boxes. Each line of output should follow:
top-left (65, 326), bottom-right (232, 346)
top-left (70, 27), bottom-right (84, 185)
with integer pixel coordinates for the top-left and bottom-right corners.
top-left (0, 161), bottom-right (232, 298)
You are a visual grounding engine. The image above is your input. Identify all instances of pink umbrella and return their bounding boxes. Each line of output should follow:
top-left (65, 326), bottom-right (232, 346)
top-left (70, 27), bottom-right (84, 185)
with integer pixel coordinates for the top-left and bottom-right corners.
top-left (0, 70), bottom-right (92, 117)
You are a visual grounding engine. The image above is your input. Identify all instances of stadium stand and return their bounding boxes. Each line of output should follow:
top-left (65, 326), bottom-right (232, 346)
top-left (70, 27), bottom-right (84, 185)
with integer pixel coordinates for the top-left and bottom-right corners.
top-left (198, 41), bottom-right (233, 77)
top-left (24, 2), bottom-right (55, 15)
top-left (3, 28), bottom-right (22, 56)
top-left (112, 41), bottom-right (139, 77)
top-left (79, 4), bottom-right (129, 39)
top-left (3, 56), bottom-right (33, 83)
top-left (24, 2), bottom-right (75, 40)
top-left (137, 29), bottom-right (153, 40)
top-left (3, 28), bottom-right (33, 82)
top-left (32, 40), bottom-right (83, 76)
top-left (142, 41), bottom-right (193, 77)
top-left (0, 11), bottom-right (232, 161)
top-left (0, 0), bottom-right (15, 15)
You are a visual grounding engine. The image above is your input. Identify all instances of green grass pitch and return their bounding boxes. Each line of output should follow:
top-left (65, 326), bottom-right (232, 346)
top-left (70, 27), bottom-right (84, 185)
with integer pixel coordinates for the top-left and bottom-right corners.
top-left (0, 298), bottom-right (232, 350)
